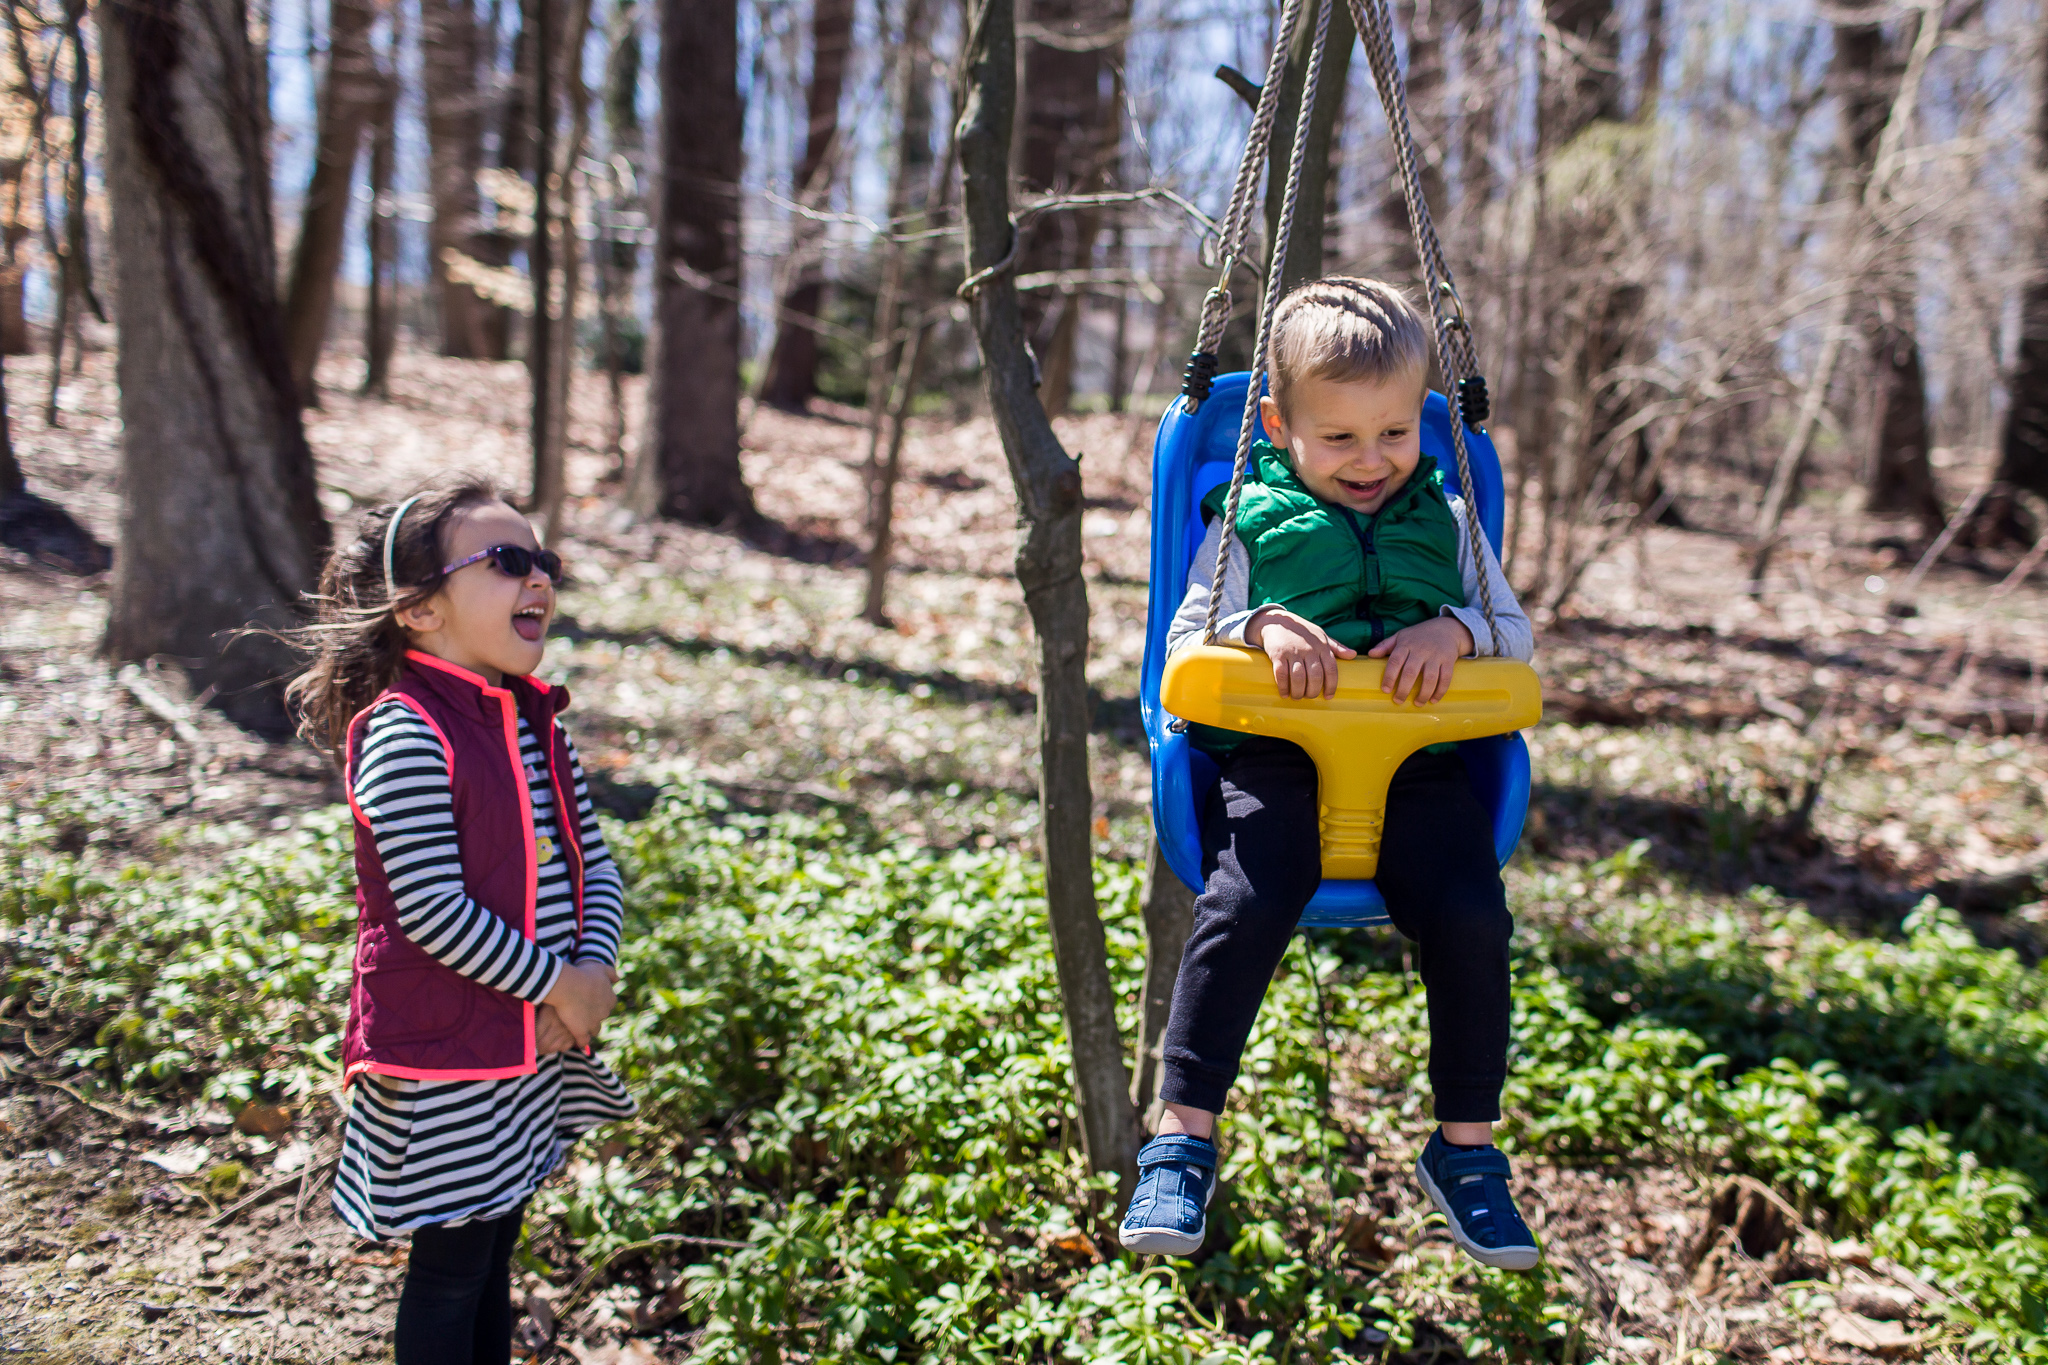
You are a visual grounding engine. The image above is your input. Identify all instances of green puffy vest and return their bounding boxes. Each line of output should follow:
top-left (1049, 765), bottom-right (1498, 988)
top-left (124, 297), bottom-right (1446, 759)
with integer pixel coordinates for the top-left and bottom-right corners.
top-left (1201, 442), bottom-right (1466, 650)
top-left (1190, 442), bottom-right (1467, 757)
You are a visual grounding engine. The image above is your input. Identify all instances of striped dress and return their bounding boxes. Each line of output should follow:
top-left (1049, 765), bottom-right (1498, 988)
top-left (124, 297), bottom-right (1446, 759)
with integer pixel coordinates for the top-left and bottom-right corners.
top-left (331, 701), bottom-right (637, 1241)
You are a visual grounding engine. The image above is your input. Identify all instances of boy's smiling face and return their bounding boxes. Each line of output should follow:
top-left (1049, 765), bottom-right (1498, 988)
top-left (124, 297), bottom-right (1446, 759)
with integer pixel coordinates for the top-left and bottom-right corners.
top-left (1259, 368), bottom-right (1426, 515)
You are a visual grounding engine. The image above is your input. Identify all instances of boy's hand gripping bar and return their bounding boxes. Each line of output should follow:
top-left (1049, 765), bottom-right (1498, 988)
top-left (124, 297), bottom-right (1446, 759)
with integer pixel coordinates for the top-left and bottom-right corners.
top-left (1160, 646), bottom-right (1542, 880)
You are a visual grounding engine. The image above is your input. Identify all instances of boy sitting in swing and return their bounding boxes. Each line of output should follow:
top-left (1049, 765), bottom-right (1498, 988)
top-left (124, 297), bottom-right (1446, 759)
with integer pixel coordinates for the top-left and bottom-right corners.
top-left (1120, 276), bottom-right (1540, 1270)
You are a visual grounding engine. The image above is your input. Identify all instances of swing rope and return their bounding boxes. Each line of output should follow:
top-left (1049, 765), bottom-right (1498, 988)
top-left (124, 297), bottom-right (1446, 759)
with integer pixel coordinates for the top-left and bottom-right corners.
top-left (1347, 0), bottom-right (1498, 630)
top-left (1180, 0), bottom-right (1308, 410)
top-left (1200, 0), bottom-right (1335, 648)
top-left (1191, 0), bottom-right (1500, 649)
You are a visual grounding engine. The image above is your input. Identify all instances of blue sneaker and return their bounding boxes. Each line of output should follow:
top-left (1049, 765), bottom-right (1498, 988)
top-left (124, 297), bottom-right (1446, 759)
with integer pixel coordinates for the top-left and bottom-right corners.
top-left (1119, 1134), bottom-right (1218, 1256)
top-left (1415, 1129), bottom-right (1540, 1271)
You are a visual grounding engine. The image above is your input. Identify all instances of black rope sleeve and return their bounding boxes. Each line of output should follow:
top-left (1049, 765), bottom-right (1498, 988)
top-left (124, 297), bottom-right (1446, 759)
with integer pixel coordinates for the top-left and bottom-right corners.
top-left (1180, 351), bottom-right (1218, 408)
top-left (1457, 374), bottom-right (1489, 430)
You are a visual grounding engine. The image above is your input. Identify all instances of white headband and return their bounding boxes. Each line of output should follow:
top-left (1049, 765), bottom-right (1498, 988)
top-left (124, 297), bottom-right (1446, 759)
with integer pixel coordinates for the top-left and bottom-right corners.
top-left (383, 494), bottom-right (425, 604)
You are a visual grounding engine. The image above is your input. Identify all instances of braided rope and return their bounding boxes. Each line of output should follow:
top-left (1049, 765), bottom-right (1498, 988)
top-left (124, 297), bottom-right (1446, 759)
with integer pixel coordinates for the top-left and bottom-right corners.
top-left (1182, 0), bottom-right (1307, 410)
top-left (1346, 0), bottom-right (1498, 640)
top-left (1202, 0), bottom-right (1333, 644)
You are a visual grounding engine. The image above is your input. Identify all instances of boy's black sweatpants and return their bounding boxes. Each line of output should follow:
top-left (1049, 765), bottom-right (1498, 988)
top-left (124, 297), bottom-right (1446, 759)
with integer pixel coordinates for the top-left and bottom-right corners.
top-left (1158, 737), bottom-right (1512, 1122)
top-left (394, 1202), bottom-right (527, 1365)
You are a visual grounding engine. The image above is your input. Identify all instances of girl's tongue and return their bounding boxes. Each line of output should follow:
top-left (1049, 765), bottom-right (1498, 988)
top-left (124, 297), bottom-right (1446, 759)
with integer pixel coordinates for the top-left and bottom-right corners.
top-left (513, 614), bottom-right (543, 642)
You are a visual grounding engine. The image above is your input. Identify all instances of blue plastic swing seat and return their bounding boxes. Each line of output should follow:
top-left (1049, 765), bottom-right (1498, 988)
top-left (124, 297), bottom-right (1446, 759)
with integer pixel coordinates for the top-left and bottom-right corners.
top-left (1139, 372), bottom-right (1535, 929)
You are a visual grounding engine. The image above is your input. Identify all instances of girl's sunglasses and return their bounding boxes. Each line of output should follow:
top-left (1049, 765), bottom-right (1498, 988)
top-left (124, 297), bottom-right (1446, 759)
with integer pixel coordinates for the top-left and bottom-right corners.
top-left (440, 544), bottom-right (564, 584)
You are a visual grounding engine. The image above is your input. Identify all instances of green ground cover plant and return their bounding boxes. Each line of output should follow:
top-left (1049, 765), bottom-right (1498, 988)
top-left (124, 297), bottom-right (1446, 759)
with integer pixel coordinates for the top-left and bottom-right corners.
top-left (2, 794), bottom-right (2045, 1360)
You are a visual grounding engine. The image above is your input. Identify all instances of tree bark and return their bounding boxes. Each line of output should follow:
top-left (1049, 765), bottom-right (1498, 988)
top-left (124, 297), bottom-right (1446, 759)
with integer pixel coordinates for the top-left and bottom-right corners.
top-left (960, 0), bottom-right (1137, 1185)
top-left (1832, 1), bottom-right (1941, 537)
top-left (528, 0), bottom-right (557, 526)
top-left (99, 0), bottom-right (330, 734)
top-left (1016, 0), bottom-right (1126, 416)
top-left (630, 0), bottom-right (753, 526)
top-left (756, 0), bottom-right (852, 411)
top-left (1264, 0), bottom-right (1353, 295)
top-left (1381, 0), bottom-right (1447, 285)
top-left (47, 0), bottom-right (103, 426)
top-left (1131, 839), bottom-right (1193, 1128)
top-left (536, 0), bottom-right (595, 539)
top-left (422, 0), bottom-right (493, 358)
top-left (599, 0), bottom-right (642, 471)
top-left (0, 352), bottom-right (19, 498)
top-left (281, 0), bottom-right (380, 407)
top-left (1981, 12), bottom-right (2048, 544)
top-left (362, 34), bottom-right (398, 399)
top-left (860, 0), bottom-right (936, 625)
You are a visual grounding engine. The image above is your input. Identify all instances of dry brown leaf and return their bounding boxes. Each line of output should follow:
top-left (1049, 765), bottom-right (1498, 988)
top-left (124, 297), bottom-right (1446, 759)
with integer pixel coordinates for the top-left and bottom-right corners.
top-left (1824, 1309), bottom-right (1918, 1355)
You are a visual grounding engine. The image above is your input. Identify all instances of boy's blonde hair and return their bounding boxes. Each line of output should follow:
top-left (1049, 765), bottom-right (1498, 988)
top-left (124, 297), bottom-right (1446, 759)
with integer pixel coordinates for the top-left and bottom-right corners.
top-left (1267, 276), bottom-right (1429, 413)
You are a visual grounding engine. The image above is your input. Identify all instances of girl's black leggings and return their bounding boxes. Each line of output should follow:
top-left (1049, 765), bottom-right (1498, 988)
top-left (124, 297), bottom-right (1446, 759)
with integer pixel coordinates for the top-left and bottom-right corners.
top-left (395, 1202), bottom-right (527, 1365)
top-left (1158, 739), bottom-right (1514, 1123)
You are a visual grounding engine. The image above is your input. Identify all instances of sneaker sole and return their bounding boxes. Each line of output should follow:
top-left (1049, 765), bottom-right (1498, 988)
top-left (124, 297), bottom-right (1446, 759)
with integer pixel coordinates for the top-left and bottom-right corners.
top-left (1414, 1153), bottom-right (1540, 1272)
top-left (1118, 1165), bottom-right (1218, 1257)
top-left (1118, 1224), bottom-right (1206, 1256)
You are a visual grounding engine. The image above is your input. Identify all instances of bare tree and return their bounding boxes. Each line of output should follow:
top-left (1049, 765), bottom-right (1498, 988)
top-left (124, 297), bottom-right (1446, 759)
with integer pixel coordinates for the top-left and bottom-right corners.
top-left (423, 0), bottom-right (494, 358)
top-left (528, 0), bottom-right (558, 526)
top-left (281, 0), bottom-right (381, 406)
top-left (756, 0), bottom-right (853, 412)
top-left (860, 0), bottom-right (939, 626)
top-left (1017, 0), bottom-right (1128, 415)
top-left (1832, 0), bottom-right (1943, 540)
top-left (1980, 16), bottom-right (2048, 544)
top-left (598, 0), bottom-right (643, 470)
top-left (100, 0), bottom-right (330, 732)
top-left (1265, 0), bottom-right (1352, 292)
top-left (47, 0), bottom-right (105, 423)
top-left (631, 0), bottom-right (754, 526)
top-left (361, 12), bottom-right (400, 399)
top-left (960, 0), bottom-right (1137, 1185)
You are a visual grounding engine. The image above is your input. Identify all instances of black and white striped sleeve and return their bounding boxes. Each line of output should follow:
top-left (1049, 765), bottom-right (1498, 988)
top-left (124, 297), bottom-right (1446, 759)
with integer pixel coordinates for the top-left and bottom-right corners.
top-left (352, 702), bottom-right (565, 1003)
top-left (562, 730), bottom-right (626, 968)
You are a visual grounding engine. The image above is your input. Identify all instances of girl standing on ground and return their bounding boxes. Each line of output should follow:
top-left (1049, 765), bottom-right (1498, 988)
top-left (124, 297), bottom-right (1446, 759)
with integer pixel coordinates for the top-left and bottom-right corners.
top-left (291, 480), bottom-right (635, 1365)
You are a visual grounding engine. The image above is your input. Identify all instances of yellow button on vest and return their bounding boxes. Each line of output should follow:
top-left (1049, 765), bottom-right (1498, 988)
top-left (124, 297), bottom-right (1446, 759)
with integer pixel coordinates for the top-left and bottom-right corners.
top-left (536, 835), bottom-right (557, 865)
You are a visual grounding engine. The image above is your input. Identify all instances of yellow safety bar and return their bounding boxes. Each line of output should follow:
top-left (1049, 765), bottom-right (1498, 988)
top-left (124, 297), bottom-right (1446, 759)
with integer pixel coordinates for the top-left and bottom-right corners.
top-left (1160, 645), bottom-right (1543, 880)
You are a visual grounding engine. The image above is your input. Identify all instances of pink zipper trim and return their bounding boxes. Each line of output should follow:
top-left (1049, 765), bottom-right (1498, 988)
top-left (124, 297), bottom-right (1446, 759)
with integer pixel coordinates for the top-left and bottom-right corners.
top-left (345, 1056), bottom-right (540, 1086)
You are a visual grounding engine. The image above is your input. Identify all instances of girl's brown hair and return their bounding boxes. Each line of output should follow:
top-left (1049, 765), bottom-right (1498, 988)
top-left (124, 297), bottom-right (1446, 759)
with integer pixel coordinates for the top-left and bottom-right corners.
top-left (286, 479), bottom-right (506, 760)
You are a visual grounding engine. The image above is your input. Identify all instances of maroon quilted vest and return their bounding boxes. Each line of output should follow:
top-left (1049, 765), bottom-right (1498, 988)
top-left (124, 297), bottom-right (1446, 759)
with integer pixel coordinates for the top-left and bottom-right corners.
top-left (341, 650), bottom-right (586, 1084)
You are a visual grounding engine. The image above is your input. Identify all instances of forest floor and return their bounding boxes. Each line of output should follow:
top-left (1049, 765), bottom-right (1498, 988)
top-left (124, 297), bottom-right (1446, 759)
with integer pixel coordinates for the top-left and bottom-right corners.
top-left (1, 341), bottom-right (2045, 1363)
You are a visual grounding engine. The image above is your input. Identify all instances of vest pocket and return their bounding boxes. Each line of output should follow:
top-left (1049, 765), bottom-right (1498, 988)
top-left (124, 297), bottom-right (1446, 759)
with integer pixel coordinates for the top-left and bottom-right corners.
top-left (359, 964), bottom-right (479, 1047)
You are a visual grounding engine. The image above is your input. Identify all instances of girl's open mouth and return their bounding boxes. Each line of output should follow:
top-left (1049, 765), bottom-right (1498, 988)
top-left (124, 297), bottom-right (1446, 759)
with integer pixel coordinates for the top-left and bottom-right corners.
top-left (513, 605), bottom-right (546, 642)
top-left (1337, 475), bottom-right (1387, 499)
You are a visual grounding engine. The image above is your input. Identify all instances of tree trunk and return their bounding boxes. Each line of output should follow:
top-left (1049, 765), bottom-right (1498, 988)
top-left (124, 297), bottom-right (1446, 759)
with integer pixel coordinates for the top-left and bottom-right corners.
top-left (99, 0), bottom-right (330, 734)
top-left (756, 0), bottom-right (852, 411)
top-left (1017, 0), bottom-right (1126, 416)
top-left (1381, 0), bottom-right (1446, 285)
top-left (0, 351), bottom-right (19, 498)
top-left (362, 34), bottom-right (398, 399)
top-left (1265, 0), bottom-right (1353, 295)
top-left (528, 0), bottom-right (557, 526)
top-left (537, 0), bottom-right (595, 539)
top-left (1832, 1), bottom-right (1940, 537)
top-left (422, 0), bottom-right (493, 358)
top-left (960, 0), bottom-right (1138, 1186)
top-left (1131, 839), bottom-right (1193, 1128)
top-left (600, 0), bottom-right (642, 471)
top-left (631, 0), bottom-right (753, 527)
top-left (47, 0), bottom-right (102, 427)
top-left (281, 0), bottom-right (380, 407)
top-left (1982, 18), bottom-right (2048, 544)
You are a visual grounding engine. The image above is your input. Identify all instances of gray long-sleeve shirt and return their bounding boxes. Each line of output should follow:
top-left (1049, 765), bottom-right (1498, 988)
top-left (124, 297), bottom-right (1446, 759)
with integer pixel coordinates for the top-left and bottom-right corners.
top-left (1166, 494), bottom-right (1536, 662)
